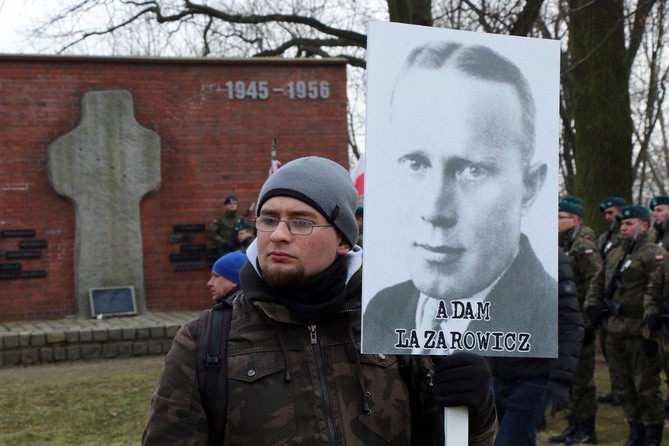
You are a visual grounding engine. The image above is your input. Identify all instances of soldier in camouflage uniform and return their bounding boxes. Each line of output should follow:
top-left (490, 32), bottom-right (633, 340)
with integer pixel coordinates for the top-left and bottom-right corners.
top-left (550, 200), bottom-right (602, 444)
top-left (207, 194), bottom-right (243, 255)
top-left (597, 196), bottom-right (627, 259)
top-left (594, 196), bottom-right (627, 407)
top-left (143, 157), bottom-right (497, 445)
top-left (650, 195), bottom-right (669, 250)
top-left (584, 205), bottom-right (665, 446)
top-left (649, 195), bottom-right (669, 417)
top-left (234, 220), bottom-right (255, 253)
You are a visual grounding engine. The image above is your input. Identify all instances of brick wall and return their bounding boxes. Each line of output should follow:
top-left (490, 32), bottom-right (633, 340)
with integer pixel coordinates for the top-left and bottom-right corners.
top-left (0, 55), bottom-right (349, 321)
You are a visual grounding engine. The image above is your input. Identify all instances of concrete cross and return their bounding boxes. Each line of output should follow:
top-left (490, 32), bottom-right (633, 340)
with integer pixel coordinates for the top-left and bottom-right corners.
top-left (47, 90), bottom-right (160, 317)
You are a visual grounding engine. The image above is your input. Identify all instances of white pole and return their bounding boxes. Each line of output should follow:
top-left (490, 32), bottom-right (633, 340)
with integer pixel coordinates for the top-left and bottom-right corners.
top-left (443, 406), bottom-right (468, 445)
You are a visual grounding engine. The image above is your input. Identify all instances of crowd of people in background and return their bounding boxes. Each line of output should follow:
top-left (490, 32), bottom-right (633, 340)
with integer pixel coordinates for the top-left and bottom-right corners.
top-left (556, 194), bottom-right (669, 446)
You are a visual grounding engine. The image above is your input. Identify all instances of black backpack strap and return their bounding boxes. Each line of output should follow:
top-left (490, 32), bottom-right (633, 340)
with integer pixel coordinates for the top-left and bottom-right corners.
top-left (196, 290), bottom-right (239, 445)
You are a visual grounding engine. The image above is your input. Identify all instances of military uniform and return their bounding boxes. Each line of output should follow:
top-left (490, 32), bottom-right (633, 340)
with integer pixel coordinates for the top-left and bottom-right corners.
top-left (558, 224), bottom-right (602, 442)
top-left (597, 196), bottom-right (627, 259)
top-left (585, 228), bottom-right (665, 442)
top-left (598, 223), bottom-right (622, 259)
top-left (651, 198), bottom-right (669, 415)
top-left (207, 210), bottom-right (243, 255)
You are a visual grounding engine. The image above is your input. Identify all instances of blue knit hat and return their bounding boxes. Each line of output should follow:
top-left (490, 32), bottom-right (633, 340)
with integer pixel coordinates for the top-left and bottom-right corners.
top-left (212, 251), bottom-right (247, 285)
top-left (256, 156), bottom-right (359, 247)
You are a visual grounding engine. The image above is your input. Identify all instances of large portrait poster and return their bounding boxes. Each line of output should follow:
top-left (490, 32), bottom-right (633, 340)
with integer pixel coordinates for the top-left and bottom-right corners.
top-left (361, 21), bottom-right (560, 358)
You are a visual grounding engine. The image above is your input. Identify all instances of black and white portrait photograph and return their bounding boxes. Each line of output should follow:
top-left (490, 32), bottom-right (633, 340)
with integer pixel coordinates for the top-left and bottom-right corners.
top-left (361, 22), bottom-right (560, 358)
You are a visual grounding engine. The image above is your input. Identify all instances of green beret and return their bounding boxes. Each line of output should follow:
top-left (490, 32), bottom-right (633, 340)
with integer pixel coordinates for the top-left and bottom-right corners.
top-left (561, 196), bottom-right (584, 205)
top-left (619, 204), bottom-right (650, 221)
top-left (235, 220), bottom-right (253, 231)
top-left (559, 200), bottom-right (583, 217)
top-left (598, 196), bottom-right (627, 212)
top-left (224, 195), bottom-right (237, 204)
top-left (650, 195), bottom-right (669, 210)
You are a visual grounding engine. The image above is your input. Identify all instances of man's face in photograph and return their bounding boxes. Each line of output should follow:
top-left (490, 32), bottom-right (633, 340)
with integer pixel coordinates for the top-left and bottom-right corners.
top-left (390, 68), bottom-right (545, 300)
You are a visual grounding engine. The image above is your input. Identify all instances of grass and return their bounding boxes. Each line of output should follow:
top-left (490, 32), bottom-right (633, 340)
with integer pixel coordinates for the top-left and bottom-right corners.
top-left (0, 356), bottom-right (164, 446)
top-left (538, 356), bottom-right (669, 445)
top-left (0, 353), bottom-right (667, 445)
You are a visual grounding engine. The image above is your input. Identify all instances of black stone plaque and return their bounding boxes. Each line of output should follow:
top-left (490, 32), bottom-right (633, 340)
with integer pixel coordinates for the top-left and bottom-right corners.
top-left (6, 251), bottom-right (41, 259)
top-left (1, 229), bottom-right (36, 238)
top-left (169, 252), bottom-right (202, 262)
top-left (19, 240), bottom-right (48, 249)
top-left (204, 252), bottom-right (222, 261)
top-left (180, 243), bottom-right (207, 253)
top-left (0, 263), bottom-right (21, 271)
top-left (0, 271), bottom-right (18, 280)
top-left (89, 286), bottom-right (137, 316)
top-left (173, 224), bottom-right (205, 233)
top-left (168, 234), bottom-right (194, 243)
top-left (174, 262), bottom-right (208, 271)
top-left (19, 270), bottom-right (47, 279)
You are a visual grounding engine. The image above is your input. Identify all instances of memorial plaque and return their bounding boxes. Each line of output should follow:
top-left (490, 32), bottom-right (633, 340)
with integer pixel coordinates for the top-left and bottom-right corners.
top-left (1, 229), bottom-right (36, 238)
top-left (174, 262), bottom-right (208, 271)
top-left (180, 243), bottom-right (207, 253)
top-left (204, 252), bottom-right (221, 261)
top-left (169, 252), bottom-right (202, 262)
top-left (19, 240), bottom-right (48, 249)
top-left (173, 224), bottom-right (205, 233)
top-left (19, 270), bottom-right (47, 279)
top-left (0, 263), bottom-right (21, 271)
top-left (0, 271), bottom-right (18, 280)
top-left (89, 286), bottom-right (137, 317)
top-left (6, 251), bottom-right (41, 259)
top-left (168, 234), bottom-right (194, 244)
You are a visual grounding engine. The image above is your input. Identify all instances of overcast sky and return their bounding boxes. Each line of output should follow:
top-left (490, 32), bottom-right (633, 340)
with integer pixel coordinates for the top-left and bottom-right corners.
top-left (0, 0), bottom-right (60, 54)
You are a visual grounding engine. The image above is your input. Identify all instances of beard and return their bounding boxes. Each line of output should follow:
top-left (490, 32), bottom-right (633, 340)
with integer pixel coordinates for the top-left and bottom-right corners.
top-left (262, 264), bottom-right (307, 290)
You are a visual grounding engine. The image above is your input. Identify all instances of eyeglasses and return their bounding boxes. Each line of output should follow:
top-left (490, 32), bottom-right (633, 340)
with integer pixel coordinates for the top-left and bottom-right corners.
top-left (253, 216), bottom-right (332, 236)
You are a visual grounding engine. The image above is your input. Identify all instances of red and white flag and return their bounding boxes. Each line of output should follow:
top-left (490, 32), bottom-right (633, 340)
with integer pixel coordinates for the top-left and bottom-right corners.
top-left (351, 153), bottom-right (365, 197)
top-left (268, 139), bottom-right (281, 177)
top-left (269, 159), bottom-right (282, 176)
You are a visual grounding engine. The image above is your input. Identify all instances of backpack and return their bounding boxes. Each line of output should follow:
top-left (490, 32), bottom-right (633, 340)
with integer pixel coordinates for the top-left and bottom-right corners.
top-left (195, 290), bottom-right (240, 446)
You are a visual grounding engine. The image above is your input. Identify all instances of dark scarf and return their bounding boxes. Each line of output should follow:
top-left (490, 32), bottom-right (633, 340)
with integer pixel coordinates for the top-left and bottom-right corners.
top-left (240, 256), bottom-right (348, 321)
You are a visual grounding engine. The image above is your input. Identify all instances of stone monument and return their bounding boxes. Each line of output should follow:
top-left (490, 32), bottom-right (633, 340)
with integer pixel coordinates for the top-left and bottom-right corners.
top-left (47, 90), bottom-right (160, 317)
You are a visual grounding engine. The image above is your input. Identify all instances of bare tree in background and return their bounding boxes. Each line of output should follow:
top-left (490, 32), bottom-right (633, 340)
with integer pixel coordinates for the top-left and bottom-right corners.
top-left (15, 0), bottom-right (669, 230)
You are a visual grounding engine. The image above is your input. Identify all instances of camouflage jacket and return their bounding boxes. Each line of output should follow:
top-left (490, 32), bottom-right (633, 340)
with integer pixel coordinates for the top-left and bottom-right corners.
top-left (560, 225), bottom-right (603, 305)
top-left (654, 222), bottom-right (669, 250)
top-left (598, 224), bottom-right (622, 259)
top-left (585, 230), bottom-right (666, 336)
top-left (143, 255), bottom-right (496, 445)
top-left (206, 210), bottom-right (243, 248)
top-left (643, 252), bottom-right (669, 343)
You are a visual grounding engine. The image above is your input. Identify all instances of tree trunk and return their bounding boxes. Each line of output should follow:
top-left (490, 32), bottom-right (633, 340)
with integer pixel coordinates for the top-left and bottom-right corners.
top-left (387, 0), bottom-right (433, 26)
top-left (568, 0), bottom-right (633, 233)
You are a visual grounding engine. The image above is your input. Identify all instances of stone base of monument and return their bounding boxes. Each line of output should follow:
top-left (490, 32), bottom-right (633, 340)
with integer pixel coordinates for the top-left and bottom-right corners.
top-left (0, 311), bottom-right (198, 367)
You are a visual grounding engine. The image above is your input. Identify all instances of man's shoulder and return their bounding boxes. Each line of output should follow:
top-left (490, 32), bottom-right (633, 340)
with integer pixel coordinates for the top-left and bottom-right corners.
top-left (370, 280), bottom-right (418, 301)
top-left (570, 236), bottom-right (599, 256)
top-left (364, 281), bottom-right (419, 325)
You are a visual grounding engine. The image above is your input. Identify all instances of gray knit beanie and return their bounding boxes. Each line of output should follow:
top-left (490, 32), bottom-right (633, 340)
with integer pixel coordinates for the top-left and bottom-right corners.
top-left (256, 156), bottom-right (359, 247)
